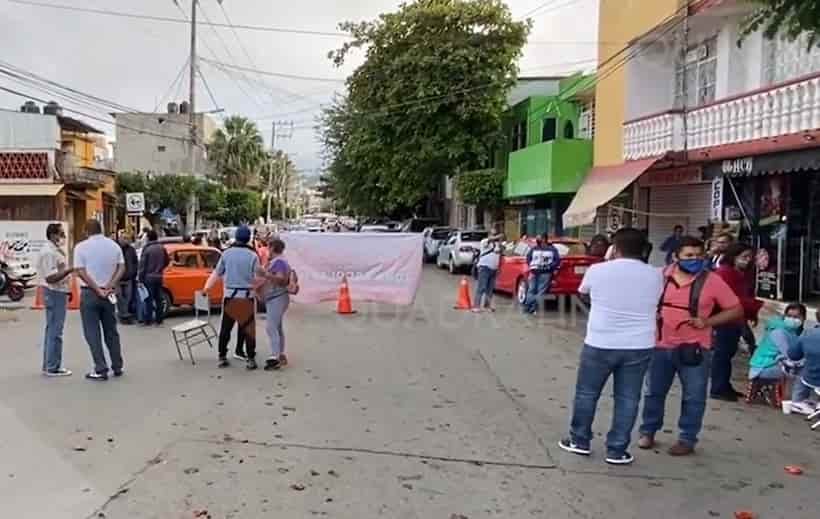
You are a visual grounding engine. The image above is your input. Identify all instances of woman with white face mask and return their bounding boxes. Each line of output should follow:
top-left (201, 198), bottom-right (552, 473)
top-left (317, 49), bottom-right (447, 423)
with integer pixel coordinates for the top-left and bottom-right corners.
top-left (748, 303), bottom-right (810, 411)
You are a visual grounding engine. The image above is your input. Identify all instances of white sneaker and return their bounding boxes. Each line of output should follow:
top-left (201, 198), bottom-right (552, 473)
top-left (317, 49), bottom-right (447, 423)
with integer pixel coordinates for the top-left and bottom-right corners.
top-left (44, 368), bottom-right (72, 377)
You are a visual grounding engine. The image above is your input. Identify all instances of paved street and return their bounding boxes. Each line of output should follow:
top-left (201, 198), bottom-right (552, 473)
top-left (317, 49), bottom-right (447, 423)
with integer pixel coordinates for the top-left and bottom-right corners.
top-left (1, 267), bottom-right (819, 519)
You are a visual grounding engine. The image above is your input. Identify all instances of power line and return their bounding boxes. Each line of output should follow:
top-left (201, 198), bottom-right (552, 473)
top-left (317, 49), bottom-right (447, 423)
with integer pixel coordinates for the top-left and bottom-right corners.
top-left (154, 57), bottom-right (190, 112)
top-left (200, 58), bottom-right (347, 84)
top-left (198, 65), bottom-right (221, 112)
top-left (9, 0), bottom-right (350, 38)
top-left (0, 84), bottom-right (201, 146)
top-left (519, 0), bottom-right (568, 19)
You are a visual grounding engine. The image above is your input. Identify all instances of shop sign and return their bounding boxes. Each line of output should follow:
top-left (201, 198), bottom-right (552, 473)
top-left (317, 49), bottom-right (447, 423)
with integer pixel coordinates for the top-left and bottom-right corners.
top-left (638, 166), bottom-right (702, 187)
top-left (710, 177), bottom-right (723, 222)
top-left (508, 197), bottom-right (536, 206)
top-left (721, 157), bottom-right (754, 176)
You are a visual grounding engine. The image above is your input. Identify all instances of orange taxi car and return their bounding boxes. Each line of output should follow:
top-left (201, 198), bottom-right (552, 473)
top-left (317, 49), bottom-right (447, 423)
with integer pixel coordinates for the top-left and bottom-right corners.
top-left (156, 243), bottom-right (224, 318)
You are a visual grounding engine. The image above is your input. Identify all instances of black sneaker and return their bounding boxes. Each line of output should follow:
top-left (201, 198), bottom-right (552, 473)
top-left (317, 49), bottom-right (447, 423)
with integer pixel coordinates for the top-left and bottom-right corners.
top-left (85, 372), bottom-right (108, 382)
top-left (246, 358), bottom-right (258, 371)
top-left (233, 351), bottom-right (248, 361)
top-left (605, 452), bottom-right (635, 465)
top-left (558, 437), bottom-right (591, 456)
top-left (113, 369), bottom-right (124, 378)
top-left (218, 358), bottom-right (230, 368)
top-left (264, 358), bottom-right (281, 371)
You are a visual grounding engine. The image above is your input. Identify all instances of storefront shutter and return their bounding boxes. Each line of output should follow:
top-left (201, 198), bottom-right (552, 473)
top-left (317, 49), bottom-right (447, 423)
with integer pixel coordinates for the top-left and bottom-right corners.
top-left (647, 183), bottom-right (711, 266)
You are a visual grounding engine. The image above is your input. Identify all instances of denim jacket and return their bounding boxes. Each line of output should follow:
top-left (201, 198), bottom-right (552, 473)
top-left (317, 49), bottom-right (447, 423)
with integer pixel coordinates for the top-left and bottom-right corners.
top-left (789, 325), bottom-right (820, 388)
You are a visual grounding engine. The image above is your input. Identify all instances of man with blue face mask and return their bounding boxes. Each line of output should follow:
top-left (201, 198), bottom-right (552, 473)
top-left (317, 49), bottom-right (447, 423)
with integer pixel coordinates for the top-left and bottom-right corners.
top-left (638, 236), bottom-right (743, 457)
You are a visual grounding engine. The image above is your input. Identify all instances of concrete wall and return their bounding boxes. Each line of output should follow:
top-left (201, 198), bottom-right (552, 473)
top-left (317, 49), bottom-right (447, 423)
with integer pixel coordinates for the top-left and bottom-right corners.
top-left (113, 112), bottom-right (215, 176)
top-left (595, 0), bottom-right (682, 166)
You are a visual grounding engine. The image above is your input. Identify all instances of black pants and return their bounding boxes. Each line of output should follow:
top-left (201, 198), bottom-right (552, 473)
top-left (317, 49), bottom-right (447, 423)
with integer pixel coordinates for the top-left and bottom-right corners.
top-left (144, 279), bottom-right (164, 324)
top-left (218, 296), bottom-right (256, 359)
top-left (711, 324), bottom-right (742, 396)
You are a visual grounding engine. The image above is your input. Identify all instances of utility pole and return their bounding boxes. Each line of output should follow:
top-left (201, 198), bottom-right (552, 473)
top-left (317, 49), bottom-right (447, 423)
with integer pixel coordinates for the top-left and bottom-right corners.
top-left (266, 121), bottom-right (276, 224)
top-left (266, 120), bottom-right (294, 224)
top-left (185, 0), bottom-right (198, 234)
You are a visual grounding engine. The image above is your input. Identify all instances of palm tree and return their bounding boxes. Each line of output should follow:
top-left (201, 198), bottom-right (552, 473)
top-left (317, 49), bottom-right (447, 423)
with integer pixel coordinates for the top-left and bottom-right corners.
top-left (208, 116), bottom-right (265, 189)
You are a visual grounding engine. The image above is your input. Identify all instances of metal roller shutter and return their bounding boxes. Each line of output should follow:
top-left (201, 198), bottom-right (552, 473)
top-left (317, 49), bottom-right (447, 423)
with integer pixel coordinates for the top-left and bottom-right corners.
top-left (647, 183), bottom-right (711, 266)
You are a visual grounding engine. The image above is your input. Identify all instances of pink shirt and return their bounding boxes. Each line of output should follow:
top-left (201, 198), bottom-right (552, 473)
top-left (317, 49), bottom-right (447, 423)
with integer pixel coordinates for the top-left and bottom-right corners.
top-left (657, 268), bottom-right (740, 349)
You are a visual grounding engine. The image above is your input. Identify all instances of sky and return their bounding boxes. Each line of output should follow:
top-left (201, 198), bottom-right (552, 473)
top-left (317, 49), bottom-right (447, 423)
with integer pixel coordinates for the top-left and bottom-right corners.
top-left (0, 0), bottom-right (599, 177)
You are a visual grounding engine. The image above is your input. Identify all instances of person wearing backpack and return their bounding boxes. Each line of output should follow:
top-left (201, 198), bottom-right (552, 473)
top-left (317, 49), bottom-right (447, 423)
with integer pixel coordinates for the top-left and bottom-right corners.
top-left (256, 237), bottom-right (299, 371)
top-left (638, 236), bottom-right (743, 456)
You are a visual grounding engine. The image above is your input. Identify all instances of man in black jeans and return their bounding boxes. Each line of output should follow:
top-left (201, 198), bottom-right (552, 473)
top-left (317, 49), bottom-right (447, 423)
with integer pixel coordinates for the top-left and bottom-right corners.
top-left (138, 230), bottom-right (169, 326)
top-left (117, 232), bottom-right (139, 324)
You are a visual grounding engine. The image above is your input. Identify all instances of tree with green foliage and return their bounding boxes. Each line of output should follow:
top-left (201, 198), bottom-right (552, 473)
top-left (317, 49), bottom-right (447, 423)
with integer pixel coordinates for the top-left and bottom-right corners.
top-left (115, 172), bottom-right (196, 221)
top-left (453, 168), bottom-right (506, 210)
top-left (321, 0), bottom-right (529, 216)
top-left (222, 189), bottom-right (263, 225)
top-left (208, 116), bottom-right (266, 189)
top-left (196, 180), bottom-right (227, 223)
top-left (742, 1), bottom-right (820, 47)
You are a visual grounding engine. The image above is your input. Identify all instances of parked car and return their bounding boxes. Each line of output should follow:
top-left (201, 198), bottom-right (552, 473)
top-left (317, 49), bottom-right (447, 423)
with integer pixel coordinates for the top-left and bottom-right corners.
top-left (436, 230), bottom-right (488, 274)
top-left (402, 218), bottom-right (440, 233)
top-left (422, 226), bottom-right (453, 262)
top-left (495, 238), bottom-right (603, 304)
top-left (156, 243), bottom-right (224, 318)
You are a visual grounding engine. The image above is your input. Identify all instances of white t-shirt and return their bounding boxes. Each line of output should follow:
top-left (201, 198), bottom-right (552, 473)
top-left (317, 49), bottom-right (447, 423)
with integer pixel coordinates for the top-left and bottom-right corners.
top-left (579, 258), bottom-right (664, 350)
top-left (477, 239), bottom-right (500, 270)
top-left (73, 234), bottom-right (125, 288)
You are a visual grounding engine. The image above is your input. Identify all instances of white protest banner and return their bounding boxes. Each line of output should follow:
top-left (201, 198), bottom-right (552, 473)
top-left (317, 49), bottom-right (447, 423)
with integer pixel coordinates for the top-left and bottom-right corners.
top-left (282, 233), bottom-right (423, 305)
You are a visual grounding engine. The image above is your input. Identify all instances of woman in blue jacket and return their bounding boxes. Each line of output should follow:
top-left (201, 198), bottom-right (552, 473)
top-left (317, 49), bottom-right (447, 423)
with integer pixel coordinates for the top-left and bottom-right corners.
top-left (789, 310), bottom-right (820, 412)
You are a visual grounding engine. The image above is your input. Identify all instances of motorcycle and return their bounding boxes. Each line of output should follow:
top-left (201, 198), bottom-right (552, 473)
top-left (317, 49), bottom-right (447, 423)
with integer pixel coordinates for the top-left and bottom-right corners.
top-left (0, 261), bottom-right (25, 302)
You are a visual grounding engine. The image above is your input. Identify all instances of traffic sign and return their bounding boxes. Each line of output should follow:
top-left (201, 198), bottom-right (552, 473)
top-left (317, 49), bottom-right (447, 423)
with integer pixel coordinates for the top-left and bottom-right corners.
top-left (126, 192), bottom-right (145, 214)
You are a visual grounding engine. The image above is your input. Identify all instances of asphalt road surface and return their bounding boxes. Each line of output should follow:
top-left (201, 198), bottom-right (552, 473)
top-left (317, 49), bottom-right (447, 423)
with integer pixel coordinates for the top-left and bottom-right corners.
top-left (1, 266), bottom-right (818, 518)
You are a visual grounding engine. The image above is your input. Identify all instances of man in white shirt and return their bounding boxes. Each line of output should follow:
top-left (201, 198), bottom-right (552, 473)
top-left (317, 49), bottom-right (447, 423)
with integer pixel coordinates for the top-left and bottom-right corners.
top-left (558, 228), bottom-right (664, 465)
top-left (472, 231), bottom-right (503, 313)
top-left (73, 219), bottom-right (126, 381)
top-left (36, 223), bottom-right (76, 377)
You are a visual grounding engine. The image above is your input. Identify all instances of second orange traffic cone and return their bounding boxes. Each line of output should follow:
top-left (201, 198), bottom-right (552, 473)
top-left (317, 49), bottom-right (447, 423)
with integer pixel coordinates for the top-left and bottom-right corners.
top-left (336, 275), bottom-right (356, 315)
top-left (454, 276), bottom-right (472, 310)
top-left (30, 286), bottom-right (45, 310)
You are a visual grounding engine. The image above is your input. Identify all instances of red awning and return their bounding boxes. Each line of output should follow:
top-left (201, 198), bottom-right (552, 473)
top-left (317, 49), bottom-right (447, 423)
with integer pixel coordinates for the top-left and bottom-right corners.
top-left (563, 157), bottom-right (661, 228)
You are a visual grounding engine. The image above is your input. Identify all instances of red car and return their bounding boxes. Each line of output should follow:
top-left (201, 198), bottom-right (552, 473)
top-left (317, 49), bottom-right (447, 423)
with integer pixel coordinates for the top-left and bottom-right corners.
top-left (495, 238), bottom-right (603, 304)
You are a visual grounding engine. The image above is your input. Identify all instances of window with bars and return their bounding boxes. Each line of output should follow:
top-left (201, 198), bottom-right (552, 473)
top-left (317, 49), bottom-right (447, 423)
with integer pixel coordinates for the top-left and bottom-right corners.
top-left (578, 101), bottom-right (595, 140)
top-left (763, 33), bottom-right (820, 85)
top-left (674, 37), bottom-right (717, 109)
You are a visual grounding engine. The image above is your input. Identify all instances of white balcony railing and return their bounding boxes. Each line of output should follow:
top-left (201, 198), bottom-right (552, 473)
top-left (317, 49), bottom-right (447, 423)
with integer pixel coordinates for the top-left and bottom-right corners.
top-left (623, 74), bottom-right (820, 160)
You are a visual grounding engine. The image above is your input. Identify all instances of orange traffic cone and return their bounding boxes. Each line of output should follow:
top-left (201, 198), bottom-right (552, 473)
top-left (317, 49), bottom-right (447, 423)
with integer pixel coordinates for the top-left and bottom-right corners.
top-left (30, 286), bottom-right (45, 310)
top-left (454, 276), bottom-right (472, 310)
top-left (67, 275), bottom-right (80, 310)
top-left (336, 275), bottom-right (356, 315)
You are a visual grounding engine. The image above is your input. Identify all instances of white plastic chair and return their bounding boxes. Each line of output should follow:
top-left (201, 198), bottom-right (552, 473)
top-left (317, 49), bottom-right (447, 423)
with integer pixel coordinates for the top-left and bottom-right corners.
top-left (171, 290), bottom-right (216, 365)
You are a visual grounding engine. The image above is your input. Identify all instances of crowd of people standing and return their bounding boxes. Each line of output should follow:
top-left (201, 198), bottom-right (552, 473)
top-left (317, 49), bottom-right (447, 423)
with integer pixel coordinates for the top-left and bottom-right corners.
top-left (34, 220), bottom-right (297, 380)
top-left (559, 227), bottom-right (820, 465)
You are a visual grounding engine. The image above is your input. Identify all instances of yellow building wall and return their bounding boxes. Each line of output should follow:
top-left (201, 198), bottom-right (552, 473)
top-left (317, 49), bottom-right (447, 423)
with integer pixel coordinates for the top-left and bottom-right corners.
top-left (594, 0), bottom-right (684, 166)
top-left (63, 132), bottom-right (95, 167)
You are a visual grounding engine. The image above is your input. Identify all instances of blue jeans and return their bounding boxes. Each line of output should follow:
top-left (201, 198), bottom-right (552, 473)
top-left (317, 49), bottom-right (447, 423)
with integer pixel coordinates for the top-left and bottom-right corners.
top-left (569, 344), bottom-right (652, 456)
top-left (42, 288), bottom-right (68, 372)
top-left (711, 325), bottom-right (742, 396)
top-left (640, 348), bottom-right (713, 447)
top-left (79, 288), bottom-right (123, 375)
top-left (143, 279), bottom-right (164, 324)
top-left (473, 266), bottom-right (497, 308)
top-left (265, 294), bottom-right (290, 358)
top-left (524, 272), bottom-right (552, 313)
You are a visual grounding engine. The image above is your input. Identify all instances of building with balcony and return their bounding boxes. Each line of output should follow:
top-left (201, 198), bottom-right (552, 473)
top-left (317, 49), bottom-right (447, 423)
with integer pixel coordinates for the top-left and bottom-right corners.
top-left (0, 103), bottom-right (117, 251)
top-left (565, 0), bottom-right (820, 303)
top-left (503, 74), bottom-right (595, 238)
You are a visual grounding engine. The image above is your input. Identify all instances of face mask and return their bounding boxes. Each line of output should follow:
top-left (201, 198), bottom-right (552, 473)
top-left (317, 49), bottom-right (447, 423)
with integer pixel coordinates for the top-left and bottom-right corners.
top-left (678, 258), bottom-right (705, 274)
top-left (783, 317), bottom-right (803, 329)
